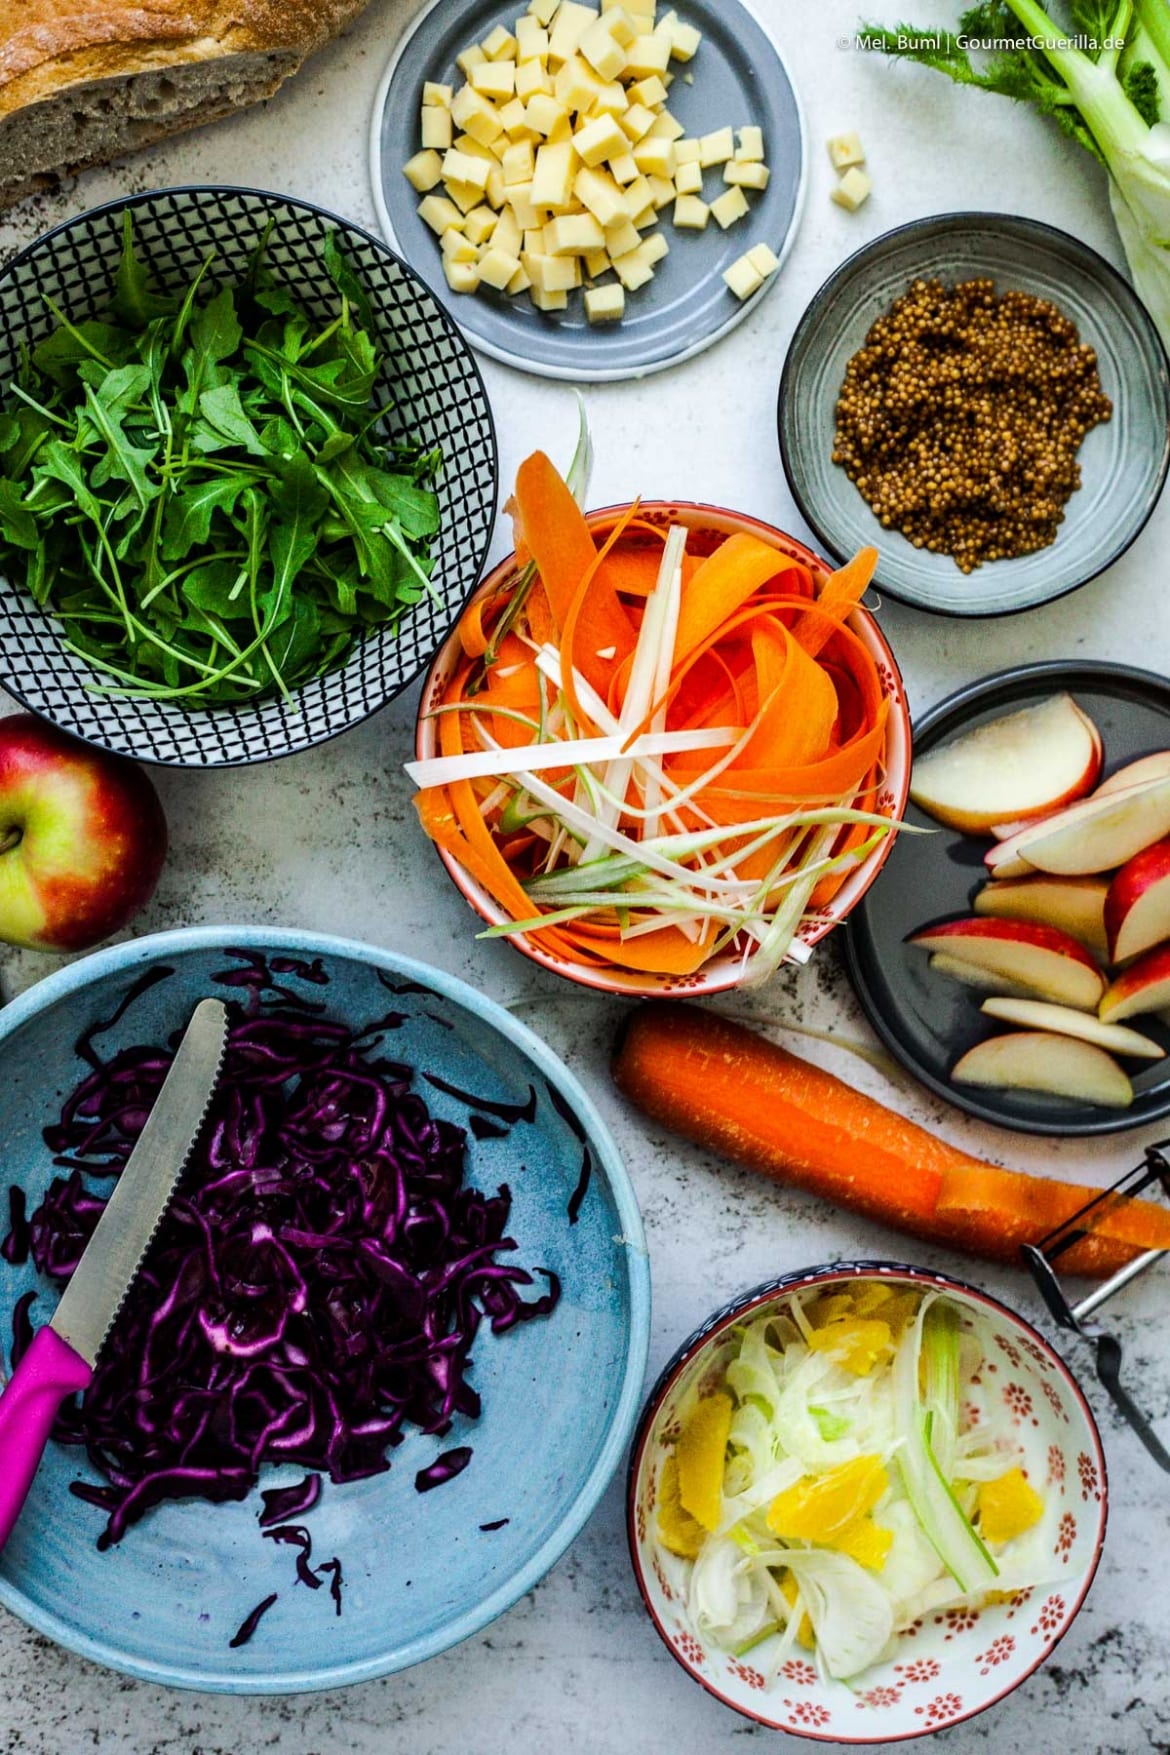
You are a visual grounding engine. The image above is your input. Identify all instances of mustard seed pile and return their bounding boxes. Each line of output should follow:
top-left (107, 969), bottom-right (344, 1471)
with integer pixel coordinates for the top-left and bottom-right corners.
top-left (832, 277), bottom-right (1113, 573)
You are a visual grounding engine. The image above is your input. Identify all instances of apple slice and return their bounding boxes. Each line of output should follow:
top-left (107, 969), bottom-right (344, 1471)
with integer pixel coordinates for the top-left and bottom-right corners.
top-left (984, 840), bottom-right (1035, 880)
top-left (988, 774), bottom-right (1170, 877)
top-left (981, 997), bottom-right (1163, 1059)
top-left (1100, 943), bottom-right (1170, 1023)
top-left (1105, 836), bottom-right (1170, 963)
top-left (910, 694), bottom-right (1102, 834)
top-left (928, 952), bottom-right (1032, 996)
top-left (974, 875), bottom-right (1109, 961)
top-left (1094, 750), bottom-right (1170, 799)
top-left (952, 1032), bottom-right (1133, 1107)
top-left (909, 918), bottom-right (1106, 1010)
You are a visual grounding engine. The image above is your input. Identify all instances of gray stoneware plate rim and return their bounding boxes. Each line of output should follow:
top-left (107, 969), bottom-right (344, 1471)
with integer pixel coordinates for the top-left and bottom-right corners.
top-left (368, 0), bottom-right (807, 381)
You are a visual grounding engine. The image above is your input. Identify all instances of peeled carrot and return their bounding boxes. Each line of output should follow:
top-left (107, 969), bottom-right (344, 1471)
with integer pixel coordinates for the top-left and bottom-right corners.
top-left (612, 1002), bottom-right (1170, 1277)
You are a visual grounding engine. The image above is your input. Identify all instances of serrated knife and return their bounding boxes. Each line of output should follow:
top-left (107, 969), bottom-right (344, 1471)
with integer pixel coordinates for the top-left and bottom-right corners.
top-left (0, 996), bottom-right (228, 1551)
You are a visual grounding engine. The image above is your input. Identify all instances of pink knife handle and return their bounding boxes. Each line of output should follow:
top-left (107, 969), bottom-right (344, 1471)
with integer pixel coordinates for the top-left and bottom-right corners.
top-left (0, 1326), bottom-right (92, 1551)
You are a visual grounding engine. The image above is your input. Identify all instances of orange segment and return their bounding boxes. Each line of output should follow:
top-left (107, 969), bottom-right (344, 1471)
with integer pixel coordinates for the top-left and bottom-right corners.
top-left (675, 1393), bottom-right (733, 1531)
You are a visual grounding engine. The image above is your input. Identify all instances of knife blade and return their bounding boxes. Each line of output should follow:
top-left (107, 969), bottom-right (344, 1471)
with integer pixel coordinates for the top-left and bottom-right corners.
top-left (0, 995), bottom-right (228, 1550)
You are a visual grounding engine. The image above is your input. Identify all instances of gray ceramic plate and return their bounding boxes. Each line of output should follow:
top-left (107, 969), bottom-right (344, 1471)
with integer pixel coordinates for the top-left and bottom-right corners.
top-left (369, 0), bottom-right (805, 380)
top-left (779, 214), bottom-right (1170, 617)
top-left (843, 662), bottom-right (1170, 1137)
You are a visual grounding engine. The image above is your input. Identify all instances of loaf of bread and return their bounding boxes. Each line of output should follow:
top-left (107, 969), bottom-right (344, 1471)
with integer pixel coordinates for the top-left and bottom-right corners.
top-left (0, 0), bottom-right (375, 211)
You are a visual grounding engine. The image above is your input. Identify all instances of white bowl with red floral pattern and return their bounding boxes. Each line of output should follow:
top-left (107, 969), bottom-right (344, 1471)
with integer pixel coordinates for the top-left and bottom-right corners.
top-left (626, 1262), bottom-right (1107, 1743)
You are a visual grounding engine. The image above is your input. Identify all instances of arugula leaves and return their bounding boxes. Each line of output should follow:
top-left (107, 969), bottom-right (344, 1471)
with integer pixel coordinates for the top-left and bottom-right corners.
top-left (0, 211), bottom-right (441, 705)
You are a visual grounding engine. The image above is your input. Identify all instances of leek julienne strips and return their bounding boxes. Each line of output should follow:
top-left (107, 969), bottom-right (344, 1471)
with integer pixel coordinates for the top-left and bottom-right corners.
top-left (404, 725), bottom-right (739, 789)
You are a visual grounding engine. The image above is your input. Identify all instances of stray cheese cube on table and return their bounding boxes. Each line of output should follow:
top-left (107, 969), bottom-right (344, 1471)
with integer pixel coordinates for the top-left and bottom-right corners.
top-left (827, 130), bottom-right (865, 170)
top-left (831, 166), bottom-right (871, 210)
top-left (586, 284), bottom-right (625, 322)
top-left (403, 149), bottom-right (443, 192)
top-left (709, 184), bottom-right (748, 228)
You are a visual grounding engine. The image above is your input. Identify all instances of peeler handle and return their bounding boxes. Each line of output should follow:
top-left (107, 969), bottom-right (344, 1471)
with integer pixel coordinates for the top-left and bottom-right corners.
top-left (0, 1326), bottom-right (92, 1552)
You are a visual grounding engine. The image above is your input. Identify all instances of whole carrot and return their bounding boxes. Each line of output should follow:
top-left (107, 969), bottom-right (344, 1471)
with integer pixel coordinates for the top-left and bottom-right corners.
top-left (612, 1002), bottom-right (1170, 1277)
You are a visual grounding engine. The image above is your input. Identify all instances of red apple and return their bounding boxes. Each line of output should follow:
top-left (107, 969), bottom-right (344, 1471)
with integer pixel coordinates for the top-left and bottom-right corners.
top-left (0, 713), bottom-right (167, 951)
top-left (974, 875), bottom-right (1109, 961)
top-left (952, 1031), bottom-right (1133, 1108)
top-left (1100, 943), bottom-right (1170, 1023)
top-left (980, 996), bottom-right (1163, 1059)
top-left (928, 952), bottom-right (1032, 996)
top-left (909, 917), bottom-right (1106, 1010)
top-left (987, 774), bottom-right (1170, 877)
top-left (1094, 750), bottom-right (1170, 799)
top-left (1105, 836), bottom-right (1170, 963)
top-left (910, 693), bottom-right (1102, 834)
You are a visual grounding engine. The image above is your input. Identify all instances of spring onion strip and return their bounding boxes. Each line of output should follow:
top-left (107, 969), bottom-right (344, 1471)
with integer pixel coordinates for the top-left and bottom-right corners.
top-left (404, 725), bottom-right (739, 789)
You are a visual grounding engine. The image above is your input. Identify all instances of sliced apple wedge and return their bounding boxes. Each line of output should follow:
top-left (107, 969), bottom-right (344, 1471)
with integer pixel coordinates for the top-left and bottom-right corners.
top-left (909, 918), bottom-right (1106, 1010)
top-left (910, 694), bottom-right (1102, 834)
top-left (988, 774), bottom-right (1170, 877)
top-left (981, 997), bottom-right (1164, 1059)
top-left (1094, 750), bottom-right (1170, 799)
top-left (928, 952), bottom-right (1033, 996)
top-left (974, 874), bottom-right (1109, 961)
top-left (983, 839), bottom-right (1036, 880)
top-left (1100, 943), bottom-right (1170, 1023)
top-left (952, 1032), bottom-right (1133, 1107)
top-left (1105, 835), bottom-right (1170, 963)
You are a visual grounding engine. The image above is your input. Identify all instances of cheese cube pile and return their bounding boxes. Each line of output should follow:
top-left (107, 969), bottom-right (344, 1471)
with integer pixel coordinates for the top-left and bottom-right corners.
top-left (402, 0), bottom-right (778, 323)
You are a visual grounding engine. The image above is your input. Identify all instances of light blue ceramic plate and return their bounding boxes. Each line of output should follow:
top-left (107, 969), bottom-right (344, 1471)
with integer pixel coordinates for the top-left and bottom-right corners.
top-left (369, 0), bottom-right (805, 380)
top-left (0, 927), bottom-right (650, 1693)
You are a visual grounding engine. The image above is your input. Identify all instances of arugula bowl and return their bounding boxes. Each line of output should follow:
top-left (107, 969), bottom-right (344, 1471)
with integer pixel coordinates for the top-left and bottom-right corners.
top-left (0, 186), bottom-right (498, 766)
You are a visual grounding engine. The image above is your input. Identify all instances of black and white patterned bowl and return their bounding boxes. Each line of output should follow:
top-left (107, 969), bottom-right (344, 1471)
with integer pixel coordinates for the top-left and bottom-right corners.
top-left (0, 186), bottom-right (498, 766)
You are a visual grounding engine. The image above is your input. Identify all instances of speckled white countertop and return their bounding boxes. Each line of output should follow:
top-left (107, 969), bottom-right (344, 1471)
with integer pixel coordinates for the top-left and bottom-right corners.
top-left (2, 1), bottom-right (1170, 1750)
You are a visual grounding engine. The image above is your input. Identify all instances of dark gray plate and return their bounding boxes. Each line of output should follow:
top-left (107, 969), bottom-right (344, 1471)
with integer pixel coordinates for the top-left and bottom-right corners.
top-left (843, 662), bottom-right (1170, 1137)
top-left (779, 215), bottom-right (1170, 617)
top-left (370, 0), bottom-right (804, 380)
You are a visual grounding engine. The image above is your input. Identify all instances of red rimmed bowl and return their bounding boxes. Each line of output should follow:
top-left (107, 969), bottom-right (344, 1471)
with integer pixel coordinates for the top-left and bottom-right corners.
top-left (414, 503), bottom-right (911, 997)
top-left (627, 1262), bottom-right (1108, 1744)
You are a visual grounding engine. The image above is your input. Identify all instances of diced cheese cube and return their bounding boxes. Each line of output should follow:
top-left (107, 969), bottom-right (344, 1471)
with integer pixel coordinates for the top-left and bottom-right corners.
top-left (722, 253), bottom-right (763, 299)
top-left (498, 97), bottom-right (537, 140)
top-left (632, 136), bottom-right (674, 177)
top-left (528, 0), bottom-right (560, 24)
top-left (673, 158), bottom-right (701, 195)
top-left (523, 251), bottom-right (582, 291)
top-left (516, 57), bottom-right (553, 100)
top-left (591, 80), bottom-right (629, 116)
top-left (530, 285), bottom-right (568, 311)
top-left (699, 126), bottom-right (734, 166)
top-left (548, 1), bottom-right (599, 64)
top-left (673, 136), bottom-right (701, 164)
top-left (403, 149), bottom-right (444, 192)
top-left (454, 133), bottom-right (497, 161)
top-left (603, 5), bottom-right (637, 43)
top-left (623, 173), bottom-right (655, 216)
top-left (584, 247), bottom-right (612, 278)
top-left (530, 140), bottom-right (580, 209)
top-left (660, 11), bottom-right (701, 59)
top-left (645, 108), bottom-right (684, 142)
top-left (524, 228), bottom-right (545, 254)
top-left (483, 23), bottom-right (517, 59)
top-left (619, 103), bottom-right (656, 141)
top-left (745, 241), bottom-right (781, 277)
top-left (463, 204), bottom-right (498, 244)
top-left (574, 112), bottom-right (629, 166)
top-left (423, 81), bottom-right (453, 108)
top-left (442, 147), bottom-right (490, 190)
top-left (709, 184), bottom-right (749, 228)
top-left (515, 15), bottom-right (549, 58)
top-left (586, 283), bottom-right (625, 322)
top-left (579, 15), bottom-right (627, 78)
top-left (830, 166), bottom-right (871, 210)
top-left (493, 207), bottom-right (523, 257)
top-left (614, 252), bottom-right (654, 291)
top-left (554, 53), bottom-right (605, 112)
top-left (603, 216), bottom-right (641, 258)
top-left (441, 229), bottom-right (478, 262)
top-left (627, 75), bottom-right (667, 106)
top-left (478, 246), bottom-right (521, 290)
top-left (444, 256), bottom-right (479, 292)
top-left (605, 0), bottom-right (654, 13)
top-left (573, 165), bottom-right (629, 226)
top-left (510, 185), bottom-right (543, 229)
top-left (646, 174), bottom-right (675, 208)
top-left (736, 125), bottom-right (765, 162)
top-left (672, 193), bottom-right (709, 229)
top-left (629, 12), bottom-right (656, 33)
top-left (639, 230), bottom-right (668, 266)
top-left (502, 140), bottom-right (536, 184)
top-left (828, 130), bottom-right (865, 170)
top-left (470, 60), bottom-right (516, 101)
top-left (455, 44), bottom-right (487, 77)
top-left (418, 193), bottom-right (465, 233)
top-left (546, 110), bottom-right (573, 142)
top-left (724, 159), bottom-right (769, 190)
top-left (527, 92), bottom-right (568, 136)
top-left (446, 180), bottom-right (483, 216)
top-left (623, 30), bottom-right (671, 75)
top-left (421, 105), bottom-right (453, 150)
top-left (506, 264), bottom-right (532, 294)
top-left (609, 151), bottom-right (639, 184)
top-left (451, 86), bottom-right (504, 145)
top-left (485, 165), bottom-right (507, 207)
top-left (544, 211), bottom-right (606, 254)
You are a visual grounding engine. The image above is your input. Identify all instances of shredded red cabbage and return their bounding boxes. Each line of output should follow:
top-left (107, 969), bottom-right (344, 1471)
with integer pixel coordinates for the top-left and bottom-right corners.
top-left (414, 1445), bottom-right (473, 1493)
top-left (230, 1592), bottom-right (278, 1648)
top-left (3, 956), bottom-right (560, 1564)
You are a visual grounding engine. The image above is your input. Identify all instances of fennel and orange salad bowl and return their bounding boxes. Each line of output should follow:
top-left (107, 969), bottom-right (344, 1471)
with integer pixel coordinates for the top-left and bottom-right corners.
top-left (409, 449), bottom-right (911, 995)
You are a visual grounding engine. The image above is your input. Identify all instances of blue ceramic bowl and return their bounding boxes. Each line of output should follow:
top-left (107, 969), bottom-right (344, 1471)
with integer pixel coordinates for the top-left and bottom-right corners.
top-left (0, 927), bottom-right (650, 1693)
